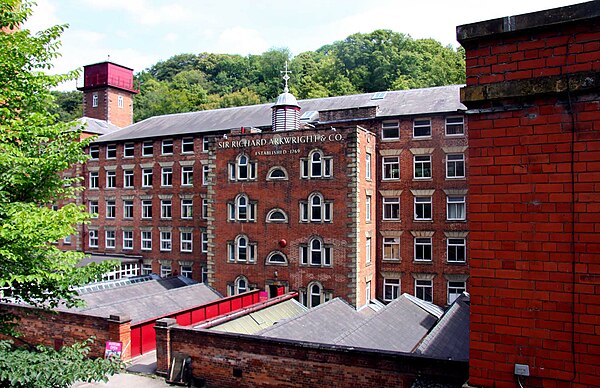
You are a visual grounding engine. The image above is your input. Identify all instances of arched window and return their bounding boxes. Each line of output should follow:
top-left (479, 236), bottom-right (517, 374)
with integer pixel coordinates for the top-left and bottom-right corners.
top-left (266, 251), bottom-right (288, 265)
top-left (238, 236), bottom-right (247, 261)
top-left (238, 195), bottom-right (247, 219)
top-left (311, 152), bottom-right (322, 177)
top-left (300, 237), bottom-right (332, 267)
top-left (229, 154), bottom-right (257, 181)
top-left (266, 208), bottom-right (288, 223)
top-left (300, 193), bottom-right (332, 223)
top-left (311, 195), bottom-right (322, 221)
top-left (301, 150), bottom-right (333, 179)
top-left (238, 155), bottom-right (248, 179)
top-left (228, 194), bottom-right (256, 222)
top-left (228, 234), bottom-right (256, 263)
top-left (309, 282), bottom-right (322, 308)
top-left (234, 275), bottom-right (249, 294)
top-left (267, 166), bottom-right (288, 181)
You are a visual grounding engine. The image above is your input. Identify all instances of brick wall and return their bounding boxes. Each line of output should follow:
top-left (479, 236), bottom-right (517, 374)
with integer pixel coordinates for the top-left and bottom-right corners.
top-left (83, 87), bottom-right (134, 128)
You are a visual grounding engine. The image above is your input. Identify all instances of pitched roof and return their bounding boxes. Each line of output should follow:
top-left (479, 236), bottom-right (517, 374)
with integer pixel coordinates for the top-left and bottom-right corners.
top-left (95, 85), bottom-right (466, 143)
top-left (77, 117), bottom-right (122, 135)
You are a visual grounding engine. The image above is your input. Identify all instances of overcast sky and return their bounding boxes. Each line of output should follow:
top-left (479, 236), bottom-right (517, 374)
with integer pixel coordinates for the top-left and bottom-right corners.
top-left (25, 0), bottom-right (585, 91)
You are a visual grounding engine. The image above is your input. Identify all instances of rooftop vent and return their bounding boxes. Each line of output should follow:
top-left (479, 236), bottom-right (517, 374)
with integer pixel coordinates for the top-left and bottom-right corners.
top-left (299, 110), bottom-right (319, 122)
top-left (371, 91), bottom-right (387, 100)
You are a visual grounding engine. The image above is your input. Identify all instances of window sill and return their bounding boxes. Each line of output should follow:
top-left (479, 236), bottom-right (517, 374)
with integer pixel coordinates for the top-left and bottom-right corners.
top-left (413, 219), bottom-right (433, 222)
top-left (413, 260), bottom-right (433, 264)
top-left (382, 220), bottom-right (401, 222)
top-left (412, 136), bottom-right (432, 140)
top-left (381, 138), bottom-right (400, 142)
top-left (447, 261), bottom-right (467, 266)
top-left (445, 177), bottom-right (466, 180)
top-left (413, 178), bottom-right (432, 181)
top-left (446, 219), bottom-right (467, 223)
top-left (382, 258), bottom-right (401, 263)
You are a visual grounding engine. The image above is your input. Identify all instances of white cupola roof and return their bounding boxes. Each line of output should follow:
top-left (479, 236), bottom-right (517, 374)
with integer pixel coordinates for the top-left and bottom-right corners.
top-left (272, 61), bottom-right (300, 131)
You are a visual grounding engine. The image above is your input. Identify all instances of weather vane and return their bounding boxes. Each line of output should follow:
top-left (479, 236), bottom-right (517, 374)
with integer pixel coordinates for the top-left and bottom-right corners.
top-left (281, 61), bottom-right (292, 93)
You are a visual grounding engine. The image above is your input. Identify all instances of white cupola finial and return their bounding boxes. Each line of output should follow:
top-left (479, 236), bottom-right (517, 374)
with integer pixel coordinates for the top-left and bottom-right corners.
top-left (281, 61), bottom-right (291, 93)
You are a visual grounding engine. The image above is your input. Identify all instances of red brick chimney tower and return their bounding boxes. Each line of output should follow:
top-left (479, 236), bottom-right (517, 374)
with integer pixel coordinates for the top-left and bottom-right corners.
top-left (77, 61), bottom-right (138, 128)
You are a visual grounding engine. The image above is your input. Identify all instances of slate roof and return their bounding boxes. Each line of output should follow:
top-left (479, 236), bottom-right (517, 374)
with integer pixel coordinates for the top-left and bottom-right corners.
top-left (96, 85), bottom-right (466, 143)
top-left (76, 253), bottom-right (141, 267)
top-left (76, 117), bottom-right (122, 135)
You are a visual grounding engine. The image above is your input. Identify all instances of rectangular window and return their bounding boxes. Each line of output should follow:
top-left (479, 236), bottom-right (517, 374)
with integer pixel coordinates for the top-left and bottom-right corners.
top-left (415, 237), bottom-right (432, 261)
top-left (106, 170), bottom-right (116, 188)
top-left (123, 200), bottom-right (133, 219)
top-left (92, 93), bottom-right (98, 107)
top-left (105, 230), bottom-right (116, 249)
top-left (106, 144), bottom-right (117, 159)
top-left (365, 153), bottom-right (372, 180)
top-left (382, 120), bottom-right (399, 139)
top-left (89, 200), bottom-right (98, 217)
top-left (123, 143), bottom-right (134, 157)
top-left (142, 262), bottom-right (152, 275)
top-left (160, 231), bottom-right (172, 251)
top-left (123, 230), bottom-right (133, 250)
top-left (366, 237), bottom-right (371, 264)
top-left (181, 265), bottom-right (193, 278)
top-left (202, 199), bottom-right (208, 220)
top-left (142, 141), bottom-right (153, 156)
top-left (383, 197), bottom-right (400, 220)
top-left (160, 264), bottom-right (171, 277)
top-left (117, 95), bottom-right (124, 108)
top-left (446, 116), bottom-right (464, 136)
top-left (89, 171), bottom-right (99, 189)
top-left (382, 156), bottom-right (400, 180)
top-left (142, 168), bottom-right (153, 187)
top-left (415, 279), bottom-right (433, 302)
top-left (123, 169), bottom-right (134, 188)
top-left (182, 137), bottom-right (194, 153)
top-left (142, 200), bottom-right (152, 219)
top-left (446, 154), bottom-right (465, 178)
top-left (447, 238), bottom-right (466, 263)
top-left (414, 196), bottom-right (432, 220)
top-left (141, 231), bottom-right (152, 251)
top-left (161, 167), bottom-right (172, 187)
top-left (202, 137), bottom-right (210, 152)
top-left (384, 278), bottom-right (400, 301)
top-left (201, 231), bottom-right (208, 253)
top-left (414, 155), bottom-right (432, 179)
top-left (202, 165), bottom-right (210, 185)
top-left (181, 231), bottom-right (193, 252)
top-left (161, 199), bottom-right (172, 219)
top-left (365, 195), bottom-right (371, 222)
top-left (88, 229), bottom-right (98, 248)
top-left (89, 146), bottom-right (99, 159)
top-left (383, 237), bottom-right (400, 261)
top-left (181, 166), bottom-right (193, 186)
top-left (181, 199), bottom-right (193, 219)
top-left (413, 119), bottom-right (431, 138)
top-left (105, 200), bottom-right (116, 219)
top-left (162, 139), bottom-right (173, 155)
top-left (447, 196), bottom-right (466, 221)
top-left (448, 281), bottom-right (466, 304)
top-left (63, 235), bottom-right (71, 244)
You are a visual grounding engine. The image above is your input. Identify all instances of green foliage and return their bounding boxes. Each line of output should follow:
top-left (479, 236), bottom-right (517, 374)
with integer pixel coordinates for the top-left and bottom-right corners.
top-left (49, 90), bottom-right (82, 122)
top-left (0, 0), bottom-right (120, 384)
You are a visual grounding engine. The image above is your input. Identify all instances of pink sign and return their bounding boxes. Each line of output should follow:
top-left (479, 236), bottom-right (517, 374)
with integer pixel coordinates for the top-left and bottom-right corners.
top-left (104, 341), bottom-right (122, 359)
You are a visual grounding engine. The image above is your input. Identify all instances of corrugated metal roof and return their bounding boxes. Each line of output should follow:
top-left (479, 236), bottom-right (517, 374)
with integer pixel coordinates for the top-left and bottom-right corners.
top-left (96, 85), bottom-right (466, 143)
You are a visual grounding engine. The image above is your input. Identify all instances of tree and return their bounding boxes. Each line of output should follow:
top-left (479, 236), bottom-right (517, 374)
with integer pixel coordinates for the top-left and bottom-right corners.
top-left (0, 0), bottom-right (121, 385)
top-left (49, 90), bottom-right (83, 122)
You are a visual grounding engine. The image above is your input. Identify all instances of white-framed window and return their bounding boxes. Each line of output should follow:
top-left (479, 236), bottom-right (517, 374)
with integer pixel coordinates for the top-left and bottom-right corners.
top-left (88, 229), bottom-right (99, 248)
top-left (89, 171), bottom-right (99, 189)
top-left (141, 231), bottom-right (152, 251)
top-left (232, 276), bottom-right (249, 295)
top-left (413, 119), bottom-right (431, 138)
top-left (180, 264), bottom-right (192, 278)
top-left (161, 167), bottom-right (172, 187)
top-left (307, 282), bottom-right (324, 308)
top-left (63, 235), bottom-right (71, 244)
top-left (366, 237), bottom-right (372, 264)
top-left (142, 261), bottom-right (152, 275)
top-left (365, 152), bottom-right (372, 180)
top-left (414, 196), bottom-right (432, 220)
top-left (181, 199), bottom-right (193, 219)
top-left (182, 137), bottom-right (194, 153)
top-left (384, 278), bottom-right (400, 301)
top-left (447, 238), bottom-right (466, 263)
top-left (266, 208), bottom-right (288, 223)
top-left (266, 251), bottom-right (288, 265)
top-left (160, 231), bottom-right (172, 251)
top-left (415, 279), bottom-right (433, 302)
top-left (381, 120), bottom-right (399, 140)
top-left (202, 137), bottom-right (210, 152)
top-left (123, 230), bottom-right (133, 250)
top-left (141, 200), bottom-right (152, 219)
top-left (446, 154), bottom-right (465, 178)
top-left (366, 195), bottom-right (372, 222)
top-left (300, 237), bottom-right (332, 267)
top-left (447, 196), bottom-right (466, 221)
top-left (383, 197), bottom-right (400, 220)
top-left (300, 192), bottom-right (332, 223)
top-left (365, 280), bottom-right (371, 303)
top-left (202, 198), bottom-right (208, 220)
top-left (92, 93), bottom-right (98, 108)
top-left (229, 154), bottom-right (257, 181)
top-left (123, 143), bottom-right (134, 157)
top-left (228, 194), bottom-right (256, 222)
top-left (142, 168), bottom-right (153, 187)
top-left (106, 144), bottom-right (117, 159)
top-left (201, 231), bottom-right (208, 253)
top-left (142, 141), bottom-right (153, 156)
top-left (202, 165), bottom-right (210, 185)
top-left (414, 155), bottom-right (432, 179)
top-left (180, 231), bottom-right (193, 252)
top-left (105, 200), bottom-right (116, 219)
top-left (448, 281), bottom-right (466, 304)
top-left (106, 170), bottom-right (116, 188)
top-left (123, 200), bottom-right (133, 219)
top-left (89, 200), bottom-right (98, 217)
top-left (117, 95), bottom-right (124, 108)
top-left (383, 237), bottom-right (400, 261)
top-left (267, 166), bottom-right (288, 180)
top-left (415, 237), bottom-right (432, 261)
top-left (445, 116), bottom-right (464, 136)
top-left (123, 169), bottom-right (134, 188)
top-left (162, 139), bottom-right (173, 155)
top-left (301, 150), bottom-right (332, 179)
top-left (161, 199), bottom-right (172, 219)
top-left (160, 263), bottom-right (172, 277)
top-left (382, 156), bottom-right (400, 180)
top-left (227, 235), bottom-right (256, 263)
top-left (181, 166), bottom-right (193, 186)
top-left (89, 146), bottom-right (99, 159)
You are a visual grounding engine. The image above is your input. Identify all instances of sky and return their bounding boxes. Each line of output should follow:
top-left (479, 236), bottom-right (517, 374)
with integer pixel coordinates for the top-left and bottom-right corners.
top-left (25, 0), bottom-right (585, 91)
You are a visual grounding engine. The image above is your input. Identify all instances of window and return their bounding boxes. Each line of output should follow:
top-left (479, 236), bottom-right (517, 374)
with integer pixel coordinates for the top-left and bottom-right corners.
top-left (162, 139), bottom-right (173, 155)
top-left (415, 279), bottom-right (433, 302)
top-left (183, 137), bottom-right (194, 153)
top-left (142, 168), bottom-right (153, 187)
top-left (161, 167), bottom-right (172, 187)
top-left (180, 264), bottom-right (192, 278)
top-left (229, 154), bottom-right (257, 181)
top-left (202, 137), bottom-right (210, 152)
top-left (447, 196), bottom-right (466, 221)
top-left (141, 231), bottom-right (152, 250)
top-left (88, 229), bottom-right (98, 247)
top-left (446, 116), bottom-right (464, 136)
top-left (105, 230), bottom-right (116, 249)
top-left (105, 200), bottom-right (116, 219)
top-left (366, 237), bottom-right (372, 264)
top-left (92, 93), bottom-right (98, 107)
top-left (383, 237), bottom-right (401, 261)
top-left (382, 157), bottom-right (400, 180)
top-left (384, 278), bottom-right (400, 301)
top-left (266, 209), bottom-right (288, 223)
top-left (447, 238), bottom-right (466, 263)
top-left (180, 231), bottom-right (193, 252)
top-left (117, 95), bottom-right (124, 108)
top-left (201, 231), bottom-right (208, 253)
top-left (414, 196), bottom-right (432, 221)
top-left (227, 235), bottom-right (256, 263)
top-left (106, 144), bottom-right (116, 159)
top-left (142, 141), bottom-right (153, 156)
top-left (448, 281), bottom-right (466, 304)
top-left (160, 263), bottom-right (171, 277)
top-left (123, 169), bottom-right (134, 188)
top-left (89, 146), bottom-right (99, 159)
top-left (447, 154), bottom-right (465, 178)
top-left (300, 237), bottom-right (332, 267)
top-left (300, 193), bottom-right (332, 223)
top-left (202, 199), bottom-right (208, 220)
top-left (383, 197), bottom-right (400, 220)
top-left (266, 251), bottom-right (287, 265)
top-left (365, 280), bottom-right (371, 303)
top-left (161, 199), bottom-right (172, 219)
top-left (301, 150), bottom-right (333, 179)
top-left (106, 170), bottom-right (116, 188)
top-left (181, 166), bottom-right (193, 186)
top-left (123, 143), bottom-right (134, 157)
top-left (365, 153), bottom-right (372, 180)
top-left (228, 194), bottom-right (256, 222)
top-left (415, 237), bottom-right (432, 261)
top-left (267, 167), bottom-right (288, 180)
top-left (142, 200), bottom-right (152, 219)
top-left (413, 119), bottom-right (431, 138)
top-left (89, 171), bottom-right (99, 189)
top-left (366, 195), bottom-right (372, 222)
top-left (63, 235), bottom-right (71, 244)
top-left (142, 261), bottom-right (152, 275)
top-left (382, 120), bottom-right (399, 139)
top-left (202, 165), bottom-right (210, 185)
top-left (181, 199), bottom-right (193, 219)
top-left (414, 155), bottom-right (432, 179)
top-left (123, 230), bottom-right (133, 250)
top-left (89, 200), bottom-right (98, 217)
top-left (234, 276), bottom-right (249, 294)
top-left (160, 231), bottom-right (172, 251)
top-left (123, 200), bottom-right (133, 219)
top-left (309, 282), bottom-right (323, 308)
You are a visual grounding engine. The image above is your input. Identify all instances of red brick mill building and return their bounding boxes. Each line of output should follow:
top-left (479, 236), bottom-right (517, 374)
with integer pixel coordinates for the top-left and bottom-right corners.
top-left (61, 65), bottom-right (470, 309)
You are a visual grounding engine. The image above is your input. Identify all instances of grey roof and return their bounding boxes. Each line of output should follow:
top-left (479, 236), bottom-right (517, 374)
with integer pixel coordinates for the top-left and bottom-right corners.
top-left (77, 117), bottom-right (122, 135)
top-left (96, 85), bottom-right (466, 143)
top-left (415, 293), bottom-right (470, 361)
top-left (76, 253), bottom-right (141, 267)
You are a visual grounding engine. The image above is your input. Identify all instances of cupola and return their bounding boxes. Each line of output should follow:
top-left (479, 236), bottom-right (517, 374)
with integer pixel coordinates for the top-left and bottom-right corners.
top-left (271, 62), bottom-right (300, 131)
